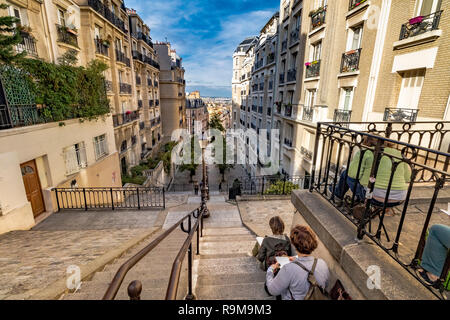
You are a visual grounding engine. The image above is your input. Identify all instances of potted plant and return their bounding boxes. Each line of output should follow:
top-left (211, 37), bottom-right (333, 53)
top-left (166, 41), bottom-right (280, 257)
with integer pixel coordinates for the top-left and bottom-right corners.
top-left (102, 39), bottom-right (110, 47)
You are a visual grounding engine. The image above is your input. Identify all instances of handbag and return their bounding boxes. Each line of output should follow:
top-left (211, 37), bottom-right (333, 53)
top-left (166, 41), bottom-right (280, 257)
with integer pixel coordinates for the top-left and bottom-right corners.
top-left (329, 279), bottom-right (352, 300)
top-left (289, 258), bottom-right (329, 300)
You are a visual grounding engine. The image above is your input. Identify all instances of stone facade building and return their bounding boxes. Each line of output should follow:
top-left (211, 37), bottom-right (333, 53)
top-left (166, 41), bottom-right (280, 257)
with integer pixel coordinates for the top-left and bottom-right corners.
top-left (186, 92), bottom-right (209, 134)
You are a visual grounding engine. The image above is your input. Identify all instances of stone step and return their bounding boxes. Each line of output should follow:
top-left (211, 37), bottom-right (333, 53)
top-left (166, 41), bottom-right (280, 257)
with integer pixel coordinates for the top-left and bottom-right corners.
top-left (198, 253), bottom-right (251, 259)
top-left (197, 262), bottom-right (262, 276)
top-left (203, 227), bottom-right (251, 236)
top-left (197, 256), bottom-right (258, 268)
top-left (196, 272), bottom-right (266, 287)
top-left (201, 235), bottom-right (256, 243)
top-left (196, 282), bottom-right (270, 300)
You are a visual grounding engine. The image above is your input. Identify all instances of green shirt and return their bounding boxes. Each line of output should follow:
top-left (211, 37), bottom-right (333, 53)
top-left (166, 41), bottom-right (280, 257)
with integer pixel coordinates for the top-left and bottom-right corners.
top-left (348, 149), bottom-right (374, 187)
top-left (374, 147), bottom-right (411, 191)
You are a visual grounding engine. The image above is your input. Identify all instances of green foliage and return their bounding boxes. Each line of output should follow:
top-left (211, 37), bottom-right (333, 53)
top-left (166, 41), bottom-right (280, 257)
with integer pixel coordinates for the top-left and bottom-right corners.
top-left (16, 58), bottom-right (111, 122)
top-left (216, 136), bottom-right (233, 181)
top-left (122, 174), bottom-right (147, 186)
top-left (264, 180), bottom-right (300, 195)
top-left (130, 164), bottom-right (149, 178)
top-left (208, 113), bottom-right (225, 132)
top-left (57, 49), bottom-right (78, 66)
top-left (0, 4), bottom-right (25, 64)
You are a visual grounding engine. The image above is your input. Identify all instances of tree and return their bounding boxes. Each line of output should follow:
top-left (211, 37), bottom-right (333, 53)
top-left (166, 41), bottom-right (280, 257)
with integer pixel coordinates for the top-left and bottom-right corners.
top-left (0, 3), bottom-right (25, 64)
top-left (179, 136), bottom-right (198, 182)
top-left (208, 113), bottom-right (225, 132)
top-left (217, 136), bottom-right (234, 183)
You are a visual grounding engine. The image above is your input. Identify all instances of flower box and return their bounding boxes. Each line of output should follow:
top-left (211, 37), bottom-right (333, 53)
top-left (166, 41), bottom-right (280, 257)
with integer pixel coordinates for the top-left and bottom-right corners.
top-left (409, 16), bottom-right (424, 25)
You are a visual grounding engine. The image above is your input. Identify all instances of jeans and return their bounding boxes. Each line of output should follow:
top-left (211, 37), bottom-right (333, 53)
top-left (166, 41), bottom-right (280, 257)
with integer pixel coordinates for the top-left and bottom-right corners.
top-left (421, 224), bottom-right (450, 277)
top-left (330, 169), bottom-right (366, 202)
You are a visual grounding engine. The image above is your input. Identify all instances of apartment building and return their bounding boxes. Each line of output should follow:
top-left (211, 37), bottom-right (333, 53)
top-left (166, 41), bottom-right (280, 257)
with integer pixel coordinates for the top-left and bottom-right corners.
top-left (154, 42), bottom-right (186, 142)
top-left (128, 9), bottom-right (162, 159)
top-left (0, 0), bottom-right (122, 234)
top-left (186, 91), bottom-right (209, 134)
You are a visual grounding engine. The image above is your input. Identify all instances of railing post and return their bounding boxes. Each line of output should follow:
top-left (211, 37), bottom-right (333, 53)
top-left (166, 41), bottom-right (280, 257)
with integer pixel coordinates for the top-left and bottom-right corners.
top-left (137, 188), bottom-right (140, 210)
top-left (127, 280), bottom-right (142, 300)
top-left (110, 188), bottom-right (115, 210)
top-left (261, 176), bottom-right (265, 195)
top-left (186, 215), bottom-right (195, 300)
top-left (283, 174), bottom-right (287, 195)
top-left (83, 188), bottom-right (88, 211)
top-left (163, 187), bottom-right (166, 208)
top-left (310, 122), bottom-right (321, 192)
top-left (54, 188), bottom-right (60, 212)
top-left (196, 210), bottom-right (200, 255)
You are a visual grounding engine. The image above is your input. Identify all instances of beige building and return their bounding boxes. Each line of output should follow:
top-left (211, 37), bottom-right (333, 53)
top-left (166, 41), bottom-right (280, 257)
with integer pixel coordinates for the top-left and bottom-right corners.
top-left (128, 9), bottom-right (162, 159)
top-left (154, 42), bottom-right (186, 141)
top-left (186, 92), bottom-right (209, 134)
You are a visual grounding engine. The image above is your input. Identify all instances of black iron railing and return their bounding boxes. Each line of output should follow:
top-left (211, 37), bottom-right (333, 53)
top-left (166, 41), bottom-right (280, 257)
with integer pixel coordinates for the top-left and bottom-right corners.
top-left (56, 24), bottom-right (78, 47)
top-left (333, 109), bottom-right (352, 124)
top-left (103, 206), bottom-right (206, 300)
top-left (95, 39), bottom-right (109, 56)
top-left (104, 80), bottom-right (113, 92)
top-left (302, 106), bottom-right (314, 122)
top-left (0, 103), bottom-right (42, 130)
top-left (310, 122), bottom-right (450, 298)
top-left (301, 146), bottom-right (313, 161)
top-left (230, 175), bottom-right (309, 196)
top-left (88, 0), bottom-right (127, 33)
top-left (116, 50), bottom-right (131, 67)
top-left (399, 11), bottom-right (443, 40)
top-left (384, 108), bottom-right (419, 122)
top-left (340, 48), bottom-right (362, 73)
top-left (284, 104), bottom-right (293, 117)
top-left (119, 83), bottom-right (132, 94)
top-left (310, 6), bottom-right (327, 30)
top-left (113, 111), bottom-right (139, 127)
top-left (349, 0), bottom-right (368, 11)
top-left (16, 31), bottom-right (37, 56)
top-left (53, 187), bottom-right (165, 211)
top-left (305, 60), bottom-right (321, 78)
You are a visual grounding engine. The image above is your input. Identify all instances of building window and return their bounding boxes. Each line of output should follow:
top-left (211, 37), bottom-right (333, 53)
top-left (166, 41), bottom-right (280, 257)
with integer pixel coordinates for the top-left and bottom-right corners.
top-left (339, 87), bottom-right (354, 111)
top-left (94, 134), bottom-right (109, 160)
top-left (311, 41), bottom-right (322, 61)
top-left (64, 142), bottom-right (87, 175)
top-left (57, 8), bottom-right (66, 26)
top-left (305, 89), bottom-right (316, 107)
top-left (415, 0), bottom-right (442, 16)
top-left (397, 69), bottom-right (425, 109)
top-left (347, 25), bottom-right (363, 51)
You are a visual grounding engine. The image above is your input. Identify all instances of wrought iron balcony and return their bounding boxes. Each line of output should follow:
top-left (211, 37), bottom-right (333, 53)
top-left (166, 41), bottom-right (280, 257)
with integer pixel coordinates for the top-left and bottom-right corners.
top-left (302, 106), bottom-right (314, 121)
top-left (0, 103), bottom-right (43, 130)
top-left (132, 32), bottom-right (154, 48)
top-left (383, 108), bottom-right (419, 122)
top-left (16, 31), bottom-right (37, 57)
top-left (310, 6), bottom-right (327, 30)
top-left (144, 55), bottom-right (160, 69)
top-left (113, 111), bottom-right (139, 127)
top-left (254, 59), bottom-right (264, 70)
top-left (284, 104), bottom-right (293, 117)
top-left (119, 83), bottom-right (132, 94)
top-left (305, 60), bottom-right (321, 78)
top-left (333, 109), bottom-right (352, 124)
top-left (284, 138), bottom-right (293, 147)
top-left (340, 48), bottom-right (362, 73)
top-left (279, 73), bottom-right (285, 84)
top-left (87, 0), bottom-right (127, 34)
top-left (95, 38), bottom-right (109, 56)
top-left (399, 11), bottom-right (443, 41)
top-left (349, 0), bottom-right (368, 11)
top-left (300, 146), bottom-right (313, 161)
top-left (290, 27), bottom-right (300, 45)
top-left (56, 24), bottom-right (78, 47)
top-left (287, 68), bottom-right (297, 82)
top-left (132, 50), bottom-right (143, 62)
top-left (116, 50), bottom-right (130, 67)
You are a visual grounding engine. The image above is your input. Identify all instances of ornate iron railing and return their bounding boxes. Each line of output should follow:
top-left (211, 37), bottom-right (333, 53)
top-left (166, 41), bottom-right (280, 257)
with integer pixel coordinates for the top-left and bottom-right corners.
top-left (230, 175), bottom-right (309, 196)
top-left (88, 0), bottom-right (127, 34)
top-left (53, 187), bottom-right (165, 211)
top-left (95, 39), bottom-right (109, 56)
top-left (349, 0), bottom-right (368, 11)
top-left (384, 108), bottom-right (419, 122)
top-left (56, 24), bottom-right (78, 47)
top-left (302, 106), bottom-right (314, 122)
top-left (16, 31), bottom-right (37, 57)
top-left (301, 146), bottom-right (313, 161)
top-left (104, 80), bottom-right (113, 92)
top-left (340, 48), bottom-right (362, 73)
top-left (333, 109), bottom-right (352, 124)
top-left (284, 104), bottom-right (293, 117)
top-left (0, 104), bottom-right (42, 129)
top-left (310, 6), bottom-right (327, 30)
top-left (310, 122), bottom-right (450, 299)
top-left (119, 83), bottom-right (132, 94)
top-left (399, 11), bottom-right (443, 40)
top-left (116, 50), bottom-right (130, 67)
top-left (305, 60), bottom-right (321, 78)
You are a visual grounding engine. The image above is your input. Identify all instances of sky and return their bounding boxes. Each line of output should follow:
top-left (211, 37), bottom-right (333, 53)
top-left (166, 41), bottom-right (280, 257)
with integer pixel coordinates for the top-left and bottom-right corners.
top-left (125, 0), bottom-right (280, 98)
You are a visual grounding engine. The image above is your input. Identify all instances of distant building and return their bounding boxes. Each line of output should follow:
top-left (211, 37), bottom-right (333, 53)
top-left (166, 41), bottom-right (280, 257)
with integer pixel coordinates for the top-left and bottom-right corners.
top-left (186, 92), bottom-right (209, 134)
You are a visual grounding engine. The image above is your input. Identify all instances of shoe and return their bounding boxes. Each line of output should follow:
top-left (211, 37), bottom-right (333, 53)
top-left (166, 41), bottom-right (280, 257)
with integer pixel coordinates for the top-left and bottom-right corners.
top-left (419, 270), bottom-right (439, 288)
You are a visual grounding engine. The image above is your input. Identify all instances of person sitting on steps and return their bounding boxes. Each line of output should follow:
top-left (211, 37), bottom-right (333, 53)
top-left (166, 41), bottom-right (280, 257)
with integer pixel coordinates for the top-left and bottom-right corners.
top-left (256, 216), bottom-right (295, 271)
top-left (265, 225), bottom-right (330, 300)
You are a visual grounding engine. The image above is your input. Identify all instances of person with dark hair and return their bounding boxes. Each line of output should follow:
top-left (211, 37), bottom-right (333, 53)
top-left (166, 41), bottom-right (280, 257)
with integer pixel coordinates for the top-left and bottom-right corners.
top-left (256, 216), bottom-right (294, 271)
top-left (265, 225), bottom-right (329, 300)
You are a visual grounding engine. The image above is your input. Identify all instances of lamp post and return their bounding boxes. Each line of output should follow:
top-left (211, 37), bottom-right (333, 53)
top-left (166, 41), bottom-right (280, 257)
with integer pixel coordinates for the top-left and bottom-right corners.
top-left (200, 131), bottom-right (210, 217)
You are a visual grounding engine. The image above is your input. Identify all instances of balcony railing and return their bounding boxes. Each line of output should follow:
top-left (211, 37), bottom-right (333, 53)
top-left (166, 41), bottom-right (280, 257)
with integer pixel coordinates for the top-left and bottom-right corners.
top-left (287, 68), bottom-right (297, 82)
top-left (302, 106), bottom-right (314, 121)
top-left (333, 109), bottom-right (352, 124)
top-left (104, 80), bottom-right (113, 92)
top-left (87, 0), bottom-right (127, 34)
top-left (132, 50), bottom-right (143, 62)
top-left (284, 104), bottom-right (293, 117)
top-left (300, 146), bottom-right (313, 161)
top-left (290, 27), bottom-right (300, 45)
top-left (399, 11), bottom-right (443, 41)
top-left (132, 31), bottom-right (154, 48)
top-left (0, 103), bottom-right (43, 130)
top-left (254, 59), bottom-right (264, 70)
top-left (383, 108), bottom-right (419, 122)
top-left (340, 48), bottom-right (362, 73)
top-left (310, 6), bottom-right (327, 30)
top-left (95, 38), bottom-right (109, 56)
top-left (305, 60), bottom-right (321, 78)
top-left (284, 138), bottom-right (293, 147)
top-left (16, 31), bottom-right (37, 57)
top-left (113, 111), bottom-right (139, 127)
top-left (56, 24), bottom-right (78, 47)
top-left (311, 121), bottom-right (450, 299)
top-left (119, 83), bottom-right (132, 94)
top-left (349, 0), bottom-right (368, 11)
top-left (116, 50), bottom-right (130, 67)
top-left (144, 55), bottom-right (160, 69)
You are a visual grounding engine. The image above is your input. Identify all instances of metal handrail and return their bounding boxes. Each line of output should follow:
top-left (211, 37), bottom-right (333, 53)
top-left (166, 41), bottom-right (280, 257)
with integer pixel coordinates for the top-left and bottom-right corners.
top-left (102, 206), bottom-right (203, 300)
top-left (166, 207), bottom-right (205, 300)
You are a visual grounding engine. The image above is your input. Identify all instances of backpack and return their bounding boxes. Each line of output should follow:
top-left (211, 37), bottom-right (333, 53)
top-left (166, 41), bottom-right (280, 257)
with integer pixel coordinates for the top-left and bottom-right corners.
top-left (289, 258), bottom-right (329, 300)
top-left (266, 240), bottom-right (290, 270)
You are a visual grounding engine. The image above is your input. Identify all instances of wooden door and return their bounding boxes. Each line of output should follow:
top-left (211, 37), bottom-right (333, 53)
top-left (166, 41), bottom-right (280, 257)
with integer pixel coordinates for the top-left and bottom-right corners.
top-left (20, 160), bottom-right (45, 217)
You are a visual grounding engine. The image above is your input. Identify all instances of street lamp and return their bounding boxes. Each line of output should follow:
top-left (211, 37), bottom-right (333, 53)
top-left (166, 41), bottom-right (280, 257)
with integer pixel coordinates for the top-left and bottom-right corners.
top-left (200, 131), bottom-right (210, 217)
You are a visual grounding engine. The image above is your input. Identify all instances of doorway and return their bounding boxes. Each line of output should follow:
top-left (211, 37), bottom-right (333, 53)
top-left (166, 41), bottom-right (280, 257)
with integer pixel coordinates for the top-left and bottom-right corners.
top-left (20, 160), bottom-right (45, 217)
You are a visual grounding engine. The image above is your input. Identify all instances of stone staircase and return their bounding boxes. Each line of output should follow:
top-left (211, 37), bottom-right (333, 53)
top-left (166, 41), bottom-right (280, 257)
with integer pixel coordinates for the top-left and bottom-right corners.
top-left (61, 194), bottom-right (270, 300)
top-left (194, 196), bottom-right (272, 300)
